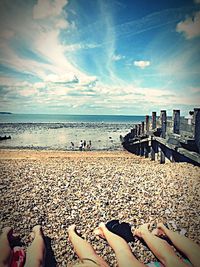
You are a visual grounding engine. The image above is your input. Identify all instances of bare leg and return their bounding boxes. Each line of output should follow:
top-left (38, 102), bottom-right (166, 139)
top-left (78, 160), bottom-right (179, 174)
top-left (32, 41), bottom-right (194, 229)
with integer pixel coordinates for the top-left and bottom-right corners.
top-left (0, 227), bottom-right (13, 267)
top-left (94, 222), bottom-right (145, 267)
top-left (156, 223), bottom-right (200, 267)
top-left (24, 225), bottom-right (46, 267)
top-left (134, 224), bottom-right (189, 267)
top-left (68, 225), bottom-right (109, 267)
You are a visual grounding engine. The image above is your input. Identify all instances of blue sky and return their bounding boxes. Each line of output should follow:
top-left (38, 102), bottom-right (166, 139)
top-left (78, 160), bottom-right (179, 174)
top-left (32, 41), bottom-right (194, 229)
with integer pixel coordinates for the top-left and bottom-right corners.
top-left (0, 0), bottom-right (200, 115)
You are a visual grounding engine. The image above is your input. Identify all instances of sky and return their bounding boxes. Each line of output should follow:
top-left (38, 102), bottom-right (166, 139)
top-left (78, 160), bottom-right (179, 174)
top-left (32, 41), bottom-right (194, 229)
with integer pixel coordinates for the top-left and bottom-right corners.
top-left (0, 0), bottom-right (200, 115)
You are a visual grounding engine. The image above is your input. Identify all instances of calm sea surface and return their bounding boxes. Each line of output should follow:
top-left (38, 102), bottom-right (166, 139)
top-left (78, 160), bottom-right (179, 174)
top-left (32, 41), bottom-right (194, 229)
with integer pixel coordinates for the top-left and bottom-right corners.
top-left (0, 114), bottom-right (145, 150)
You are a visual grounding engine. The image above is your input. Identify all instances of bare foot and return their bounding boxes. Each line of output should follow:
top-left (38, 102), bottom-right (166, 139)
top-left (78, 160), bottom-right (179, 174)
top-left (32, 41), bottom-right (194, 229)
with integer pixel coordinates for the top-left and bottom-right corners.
top-left (151, 228), bottom-right (164, 236)
top-left (32, 225), bottom-right (42, 234)
top-left (151, 227), bottom-right (166, 237)
top-left (94, 222), bottom-right (106, 239)
top-left (134, 223), bottom-right (150, 238)
top-left (68, 224), bottom-right (77, 241)
top-left (29, 225), bottom-right (43, 241)
top-left (157, 223), bottom-right (168, 234)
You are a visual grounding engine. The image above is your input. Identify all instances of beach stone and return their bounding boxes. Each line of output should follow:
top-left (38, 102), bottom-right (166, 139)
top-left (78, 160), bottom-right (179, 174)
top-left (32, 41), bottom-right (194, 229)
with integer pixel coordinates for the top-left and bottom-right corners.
top-left (0, 150), bottom-right (199, 266)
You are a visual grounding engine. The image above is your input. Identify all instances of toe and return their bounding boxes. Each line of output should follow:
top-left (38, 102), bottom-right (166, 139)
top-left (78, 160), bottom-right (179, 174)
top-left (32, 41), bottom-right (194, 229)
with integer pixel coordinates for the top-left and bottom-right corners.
top-left (94, 227), bottom-right (105, 239)
top-left (68, 224), bottom-right (76, 232)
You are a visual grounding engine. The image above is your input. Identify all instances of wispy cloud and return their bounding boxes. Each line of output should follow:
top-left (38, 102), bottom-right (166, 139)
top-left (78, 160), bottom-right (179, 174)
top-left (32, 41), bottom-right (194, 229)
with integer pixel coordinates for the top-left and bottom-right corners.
top-left (33, 0), bottom-right (67, 19)
top-left (0, 0), bottom-right (97, 87)
top-left (176, 11), bottom-right (200, 39)
top-left (111, 54), bottom-right (125, 61)
top-left (0, 0), bottom-right (199, 114)
top-left (65, 43), bottom-right (101, 52)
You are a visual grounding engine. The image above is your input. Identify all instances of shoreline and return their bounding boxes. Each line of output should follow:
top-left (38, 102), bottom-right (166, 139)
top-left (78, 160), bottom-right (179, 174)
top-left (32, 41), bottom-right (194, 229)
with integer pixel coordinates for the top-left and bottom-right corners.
top-left (0, 148), bottom-right (135, 159)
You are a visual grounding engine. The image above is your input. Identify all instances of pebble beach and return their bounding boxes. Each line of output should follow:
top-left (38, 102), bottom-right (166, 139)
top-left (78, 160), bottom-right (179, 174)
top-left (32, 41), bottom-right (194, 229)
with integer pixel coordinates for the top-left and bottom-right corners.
top-left (0, 149), bottom-right (200, 266)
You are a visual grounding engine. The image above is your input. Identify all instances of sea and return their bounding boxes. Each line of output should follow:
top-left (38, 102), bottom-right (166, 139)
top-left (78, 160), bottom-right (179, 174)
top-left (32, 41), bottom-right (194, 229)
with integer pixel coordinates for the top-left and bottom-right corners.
top-left (0, 114), bottom-right (145, 151)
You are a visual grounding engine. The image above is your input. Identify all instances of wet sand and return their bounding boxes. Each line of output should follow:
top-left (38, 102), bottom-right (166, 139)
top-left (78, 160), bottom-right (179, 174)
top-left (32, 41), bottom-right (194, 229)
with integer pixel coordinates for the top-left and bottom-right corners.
top-left (0, 149), bottom-right (200, 266)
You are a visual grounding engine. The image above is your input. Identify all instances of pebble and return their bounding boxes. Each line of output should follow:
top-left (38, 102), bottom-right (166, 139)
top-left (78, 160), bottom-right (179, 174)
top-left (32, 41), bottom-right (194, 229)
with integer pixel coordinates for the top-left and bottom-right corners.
top-left (0, 151), bottom-right (200, 266)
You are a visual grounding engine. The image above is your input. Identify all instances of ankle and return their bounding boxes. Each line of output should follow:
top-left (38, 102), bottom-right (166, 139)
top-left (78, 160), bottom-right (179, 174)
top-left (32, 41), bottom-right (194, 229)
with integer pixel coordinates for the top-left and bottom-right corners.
top-left (68, 225), bottom-right (77, 240)
top-left (140, 229), bottom-right (151, 239)
top-left (32, 225), bottom-right (43, 239)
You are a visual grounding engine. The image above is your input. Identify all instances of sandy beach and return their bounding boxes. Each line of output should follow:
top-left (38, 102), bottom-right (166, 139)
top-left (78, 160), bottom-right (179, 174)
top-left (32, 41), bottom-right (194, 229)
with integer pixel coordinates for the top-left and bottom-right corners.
top-left (0, 149), bottom-right (200, 266)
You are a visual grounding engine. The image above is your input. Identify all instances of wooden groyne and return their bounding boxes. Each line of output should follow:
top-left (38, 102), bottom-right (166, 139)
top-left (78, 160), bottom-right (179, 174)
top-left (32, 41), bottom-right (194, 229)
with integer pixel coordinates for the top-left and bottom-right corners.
top-left (122, 108), bottom-right (200, 166)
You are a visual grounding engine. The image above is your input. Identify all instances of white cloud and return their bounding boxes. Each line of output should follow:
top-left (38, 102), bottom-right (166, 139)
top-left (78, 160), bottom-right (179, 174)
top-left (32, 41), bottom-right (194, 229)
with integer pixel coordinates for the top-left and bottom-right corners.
top-left (176, 11), bottom-right (200, 39)
top-left (65, 43), bottom-right (82, 52)
top-left (19, 88), bottom-right (38, 97)
top-left (0, 1), bottom-right (198, 114)
top-left (134, 60), bottom-right (151, 69)
top-left (55, 18), bottom-right (69, 29)
top-left (44, 73), bottom-right (78, 83)
top-left (111, 54), bottom-right (125, 61)
top-left (33, 0), bottom-right (67, 19)
top-left (1, 76), bottom-right (199, 113)
top-left (78, 75), bottom-right (97, 85)
top-left (0, 0), bottom-right (100, 95)
top-left (33, 82), bottom-right (46, 89)
top-left (65, 43), bottom-right (101, 52)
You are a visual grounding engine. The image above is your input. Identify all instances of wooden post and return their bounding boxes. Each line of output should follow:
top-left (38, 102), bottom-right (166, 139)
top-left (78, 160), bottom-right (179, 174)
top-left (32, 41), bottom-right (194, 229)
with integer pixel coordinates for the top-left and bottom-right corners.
top-left (131, 128), bottom-right (135, 138)
top-left (150, 147), bottom-right (155, 160)
top-left (194, 108), bottom-right (200, 153)
top-left (152, 112), bottom-right (157, 129)
top-left (144, 143), bottom-right (149, 158)
top-left (154, 142), bottom-right (159, 161)
top-left (140, 143), bottom-right (144, 156)
top-left (138, 124), bottom-right (141, 136)
top-left (136, 124), bottom-right (139, 136)
top-left (160, 110), bottom-right (167, 138)
top-left (141, 121), bottom-right (145, 135)
top-left (145, 115), bottom-right (149, 133)
top-left (169, 150), bottom-right (174, 162)
top-left (135, 125), bottom-right (138, 137)
top-left (158, 145), bottom-right (165, 163)
top-left (161, 150), bottom-right (165, 163)
top-left (136, 144), bottom-right (140, 155)
top-left (173, 110), bottom-right (180, 134)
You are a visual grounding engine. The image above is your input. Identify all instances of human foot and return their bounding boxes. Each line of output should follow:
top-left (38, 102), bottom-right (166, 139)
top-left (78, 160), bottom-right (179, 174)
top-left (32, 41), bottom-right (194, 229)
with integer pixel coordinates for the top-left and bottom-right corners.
top-left (134, 223), bottom-right (150, 238)
top-left (151, 227), bottom-right (166, 237)
top-left (29, 225), bottom-right (43, 241)
top-left (94, 222), bottom-right (106, 239)
top-left (157, 223), bottom-right (168, 233)
top-left (68, 224), bottom-right (79, 241)
top-left (32, 225), bottom-right (42, 234)
top-left (152, 223), bottom-right (170, 238)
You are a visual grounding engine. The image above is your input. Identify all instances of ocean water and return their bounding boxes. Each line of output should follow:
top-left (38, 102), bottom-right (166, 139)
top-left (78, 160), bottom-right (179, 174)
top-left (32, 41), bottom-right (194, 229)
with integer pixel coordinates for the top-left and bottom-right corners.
top-left (0, 114), bottom-right (145, 150)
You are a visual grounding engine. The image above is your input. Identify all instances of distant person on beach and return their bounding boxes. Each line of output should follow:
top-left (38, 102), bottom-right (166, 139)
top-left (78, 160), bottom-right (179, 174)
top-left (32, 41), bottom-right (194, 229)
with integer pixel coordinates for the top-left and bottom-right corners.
top-left (83, 140), bottom-right (86, 150)
top-left (79, 140), bottom-right (83, 151)
top-left (86, 144), bottom-right (90, 150)
top-left (0, 225), bottom-right (45, 267)
top-left (68, 222), bottom-right (200, 267)
top-left (71, 142), bottom-right (75, 150)
top-left (87, 140), bottom-right (92, 150)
